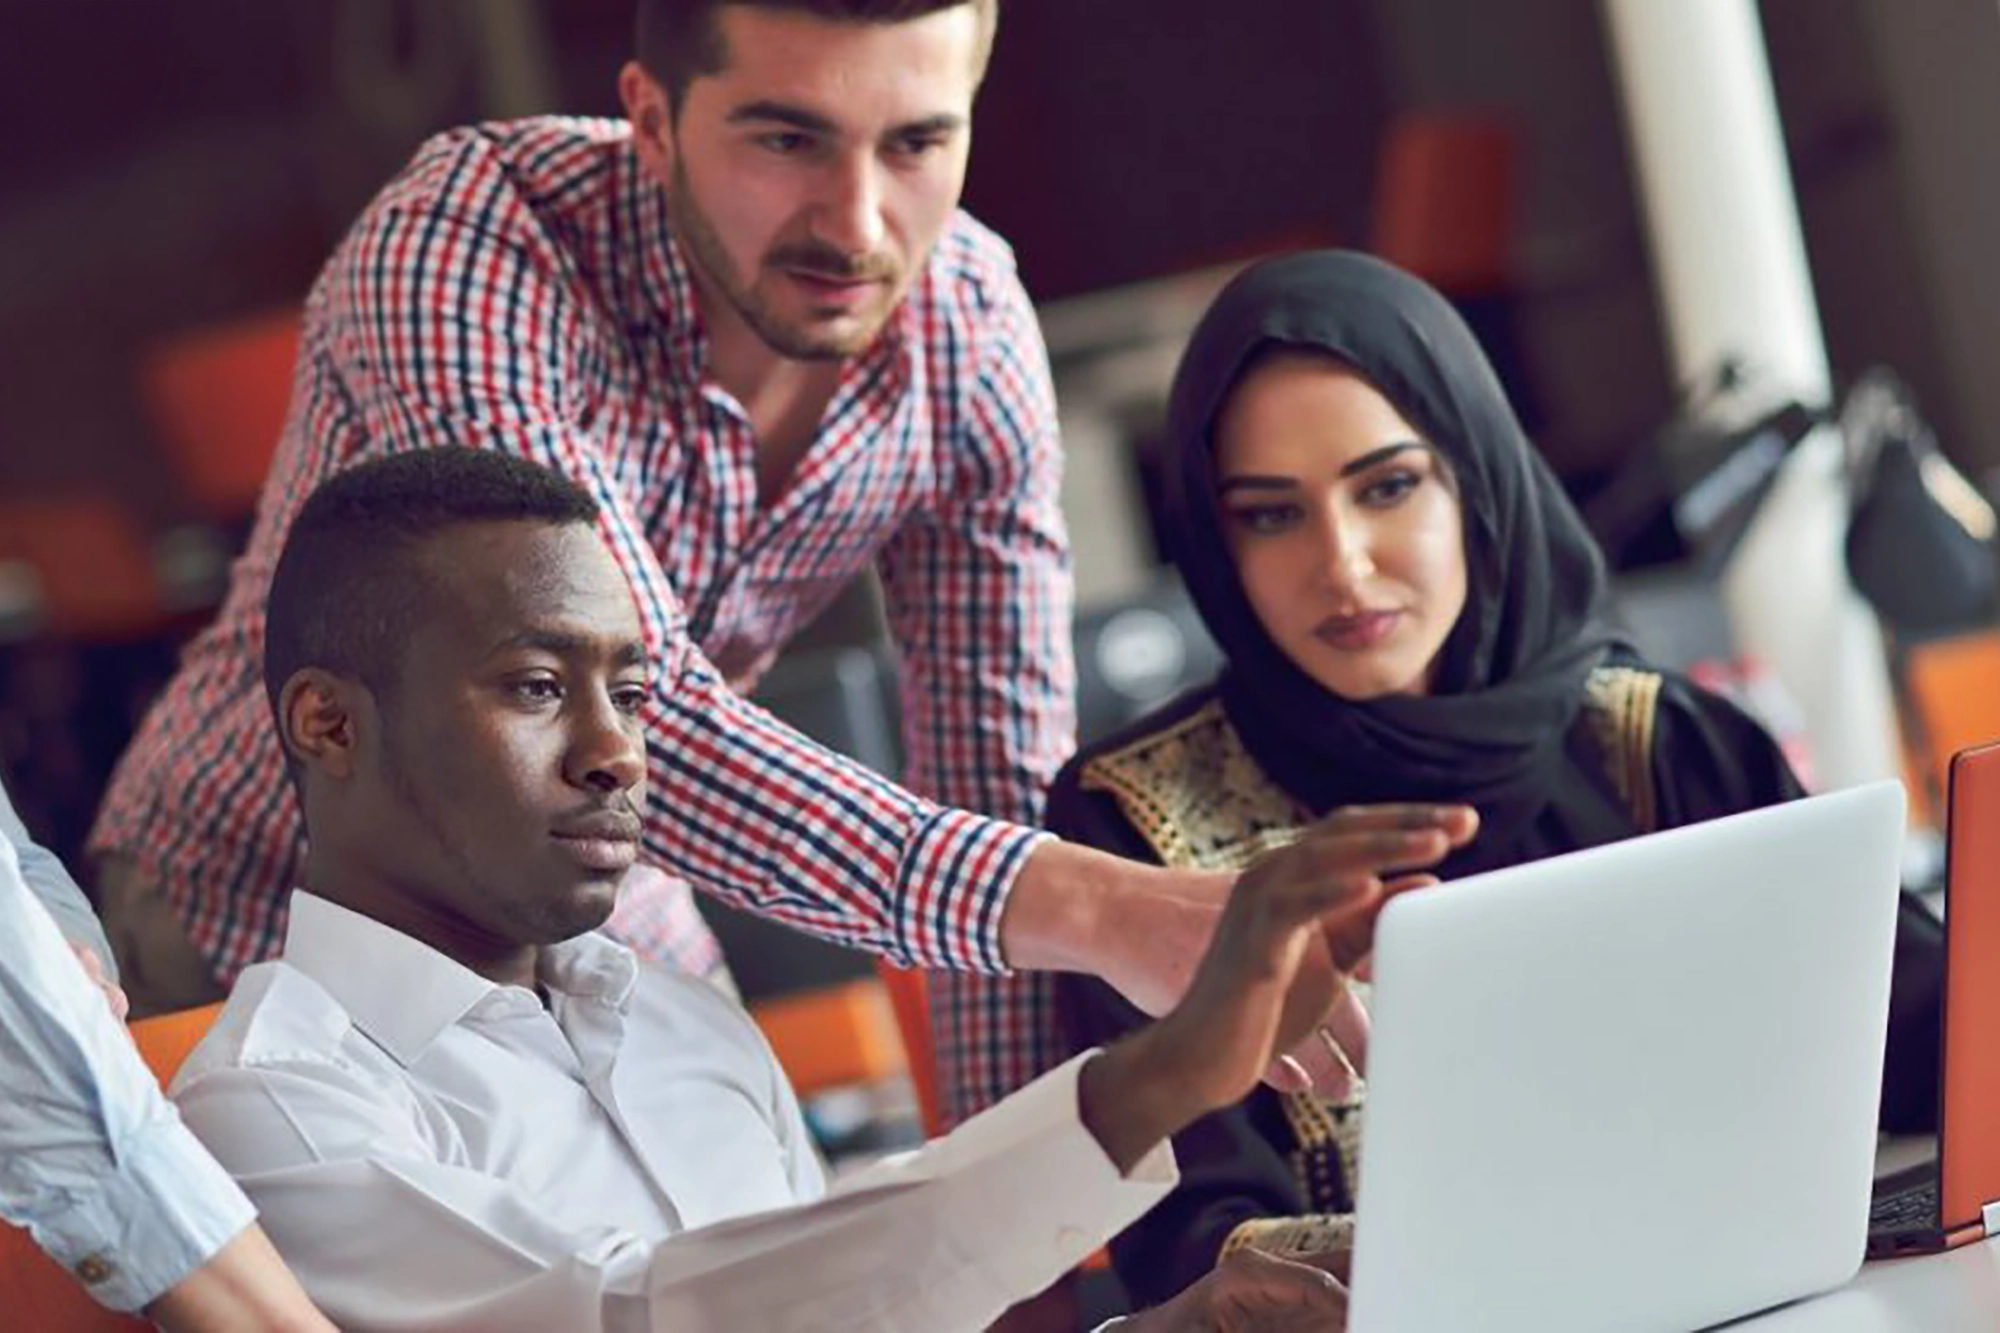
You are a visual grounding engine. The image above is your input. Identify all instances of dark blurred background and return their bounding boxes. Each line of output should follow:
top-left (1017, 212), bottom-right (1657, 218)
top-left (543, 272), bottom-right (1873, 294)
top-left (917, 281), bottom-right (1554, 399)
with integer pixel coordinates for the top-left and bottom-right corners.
top-left (3, 0), bottom-right (1998, 881)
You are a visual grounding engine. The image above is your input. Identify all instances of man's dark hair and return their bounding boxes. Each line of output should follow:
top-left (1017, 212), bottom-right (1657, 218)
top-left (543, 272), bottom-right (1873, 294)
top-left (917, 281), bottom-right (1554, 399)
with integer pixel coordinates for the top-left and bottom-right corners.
top-left (262, 449), bottom-right (601, 745)
top-left (635, 0), bottom-right (999, 115)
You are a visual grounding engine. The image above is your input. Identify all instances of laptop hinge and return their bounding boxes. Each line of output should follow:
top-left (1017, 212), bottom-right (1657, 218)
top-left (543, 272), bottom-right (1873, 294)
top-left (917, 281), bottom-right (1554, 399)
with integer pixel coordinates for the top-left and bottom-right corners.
top-left (1985, 1200), bottom-right (2000, 1237)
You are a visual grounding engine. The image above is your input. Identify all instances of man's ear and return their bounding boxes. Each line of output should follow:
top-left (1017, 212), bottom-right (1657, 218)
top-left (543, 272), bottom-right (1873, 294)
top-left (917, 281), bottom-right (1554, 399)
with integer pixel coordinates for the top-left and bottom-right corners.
top-left (279, 668), bottom-right (364, 780)
top-left (618, 60), bottom-right (676, 184)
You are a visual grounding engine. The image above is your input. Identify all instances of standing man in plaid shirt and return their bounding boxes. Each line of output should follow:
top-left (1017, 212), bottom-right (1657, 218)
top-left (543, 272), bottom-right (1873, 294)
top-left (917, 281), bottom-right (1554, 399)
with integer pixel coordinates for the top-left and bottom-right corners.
top-left (93, 0), bottom-right (1362, 1129)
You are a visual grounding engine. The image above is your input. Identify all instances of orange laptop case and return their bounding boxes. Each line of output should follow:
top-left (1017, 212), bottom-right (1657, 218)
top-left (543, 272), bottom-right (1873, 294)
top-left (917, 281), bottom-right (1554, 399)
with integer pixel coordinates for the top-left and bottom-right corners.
top-left (1871, 739), bottom-right (2000, 1254)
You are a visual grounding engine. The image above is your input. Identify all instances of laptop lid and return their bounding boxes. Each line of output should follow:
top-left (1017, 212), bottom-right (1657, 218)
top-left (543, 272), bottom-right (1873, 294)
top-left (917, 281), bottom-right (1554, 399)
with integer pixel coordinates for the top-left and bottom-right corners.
top-left (1348, 781), bottom-right (1905, 1333)
top-left (1940, 742), bottom-right (2000, 1238)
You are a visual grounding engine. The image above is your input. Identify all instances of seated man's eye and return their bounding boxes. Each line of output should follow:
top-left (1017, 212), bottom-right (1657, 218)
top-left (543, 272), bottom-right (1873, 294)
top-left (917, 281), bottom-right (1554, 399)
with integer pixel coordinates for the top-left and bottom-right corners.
top-left (612, 684), bottom-right (651, 716)
top-left (510, 677), bottom-right (562, 704)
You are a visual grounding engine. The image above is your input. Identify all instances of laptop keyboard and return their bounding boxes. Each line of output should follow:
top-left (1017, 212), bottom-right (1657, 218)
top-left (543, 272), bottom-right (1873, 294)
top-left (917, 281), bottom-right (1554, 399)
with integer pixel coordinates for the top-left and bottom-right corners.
top-left (1870, 1178), bottom-right (1940, 1230)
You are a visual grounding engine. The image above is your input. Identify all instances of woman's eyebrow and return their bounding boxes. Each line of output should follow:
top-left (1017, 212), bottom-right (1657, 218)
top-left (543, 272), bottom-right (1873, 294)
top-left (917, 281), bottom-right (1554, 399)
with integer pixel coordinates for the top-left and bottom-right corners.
top-left (1337, 440), bottom-right (1430, 478)
top-left (1217, 475), bottom-right (1298, 498)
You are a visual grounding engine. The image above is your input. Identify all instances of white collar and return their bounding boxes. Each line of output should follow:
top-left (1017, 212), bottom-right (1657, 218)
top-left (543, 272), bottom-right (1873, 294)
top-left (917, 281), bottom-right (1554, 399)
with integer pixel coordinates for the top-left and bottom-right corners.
top-left (282, 892), bottom-right (639, 1066)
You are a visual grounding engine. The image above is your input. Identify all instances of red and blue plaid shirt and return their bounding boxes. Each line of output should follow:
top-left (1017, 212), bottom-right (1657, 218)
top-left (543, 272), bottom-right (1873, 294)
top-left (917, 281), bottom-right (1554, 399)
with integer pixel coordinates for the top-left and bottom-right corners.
top-left (93, 117), bottom-right (1070, 1120)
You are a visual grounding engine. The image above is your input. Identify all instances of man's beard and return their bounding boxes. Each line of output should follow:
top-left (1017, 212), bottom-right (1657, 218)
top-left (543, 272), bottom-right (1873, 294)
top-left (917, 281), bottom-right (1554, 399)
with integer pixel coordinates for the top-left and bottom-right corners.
top-left (668, 159), bottom-right (902, 362)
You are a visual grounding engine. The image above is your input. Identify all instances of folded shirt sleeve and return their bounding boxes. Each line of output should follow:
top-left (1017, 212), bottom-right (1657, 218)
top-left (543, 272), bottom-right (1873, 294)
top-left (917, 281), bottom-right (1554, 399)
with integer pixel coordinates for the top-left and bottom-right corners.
top-left (642, 1052), bottom-right (1177, 1331)
top-left (176, 1038), bottom-right (1174, 1333)
top-left (0, 833), bottom-right (253, 1312)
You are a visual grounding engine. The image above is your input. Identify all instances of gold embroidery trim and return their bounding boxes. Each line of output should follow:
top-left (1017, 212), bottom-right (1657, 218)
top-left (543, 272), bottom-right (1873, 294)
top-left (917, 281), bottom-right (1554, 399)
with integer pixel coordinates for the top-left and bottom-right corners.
top-left (1220, 1213), bottom-right (1356, 1264)
top-left (1582, 666), bottom-right (1664, 834)
top-left (1078, 699), bottom-right (1310, 873)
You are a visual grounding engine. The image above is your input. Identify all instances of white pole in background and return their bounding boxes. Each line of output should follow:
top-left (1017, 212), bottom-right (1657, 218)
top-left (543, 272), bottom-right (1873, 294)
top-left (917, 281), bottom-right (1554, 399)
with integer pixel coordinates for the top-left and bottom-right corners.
top-left (1601, 0), bottom-right (1901, 793)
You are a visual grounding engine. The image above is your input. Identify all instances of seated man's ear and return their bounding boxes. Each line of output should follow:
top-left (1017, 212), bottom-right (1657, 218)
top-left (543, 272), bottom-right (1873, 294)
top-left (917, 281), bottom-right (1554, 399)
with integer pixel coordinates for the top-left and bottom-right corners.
top-left (279, 669), bottom-right (363, 779)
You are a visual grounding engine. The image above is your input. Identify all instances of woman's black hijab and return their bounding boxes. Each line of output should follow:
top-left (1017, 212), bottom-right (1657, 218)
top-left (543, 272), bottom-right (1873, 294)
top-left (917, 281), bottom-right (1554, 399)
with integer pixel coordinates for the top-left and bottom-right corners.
top-left (1164, 250), bottom-right (1628, 873)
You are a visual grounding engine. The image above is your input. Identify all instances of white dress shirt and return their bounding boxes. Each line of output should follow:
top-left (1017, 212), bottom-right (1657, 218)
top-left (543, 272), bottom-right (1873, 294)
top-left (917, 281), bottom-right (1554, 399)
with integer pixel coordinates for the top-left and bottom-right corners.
top-left (173, 893), bottom-right (1175, 1332)
top-left (0, 817), bottom-right (255, 1311)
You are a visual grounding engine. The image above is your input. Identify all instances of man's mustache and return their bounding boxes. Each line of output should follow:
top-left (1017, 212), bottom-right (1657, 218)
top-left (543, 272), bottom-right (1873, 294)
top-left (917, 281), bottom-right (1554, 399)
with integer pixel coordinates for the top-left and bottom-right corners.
top-left (766, 242), bottom-right (898, 283)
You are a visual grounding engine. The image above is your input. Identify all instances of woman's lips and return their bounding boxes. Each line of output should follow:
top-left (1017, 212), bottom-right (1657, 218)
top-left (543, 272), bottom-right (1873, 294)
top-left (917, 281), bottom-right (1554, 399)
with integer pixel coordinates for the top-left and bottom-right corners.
top-left (1313, 609), bottom-right (1404, 651)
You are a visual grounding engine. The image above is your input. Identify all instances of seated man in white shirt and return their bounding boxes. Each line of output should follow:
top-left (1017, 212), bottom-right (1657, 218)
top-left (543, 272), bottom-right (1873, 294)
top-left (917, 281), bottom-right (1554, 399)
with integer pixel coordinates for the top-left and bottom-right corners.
top-left (171, 449), bottom-right (1473, 1332)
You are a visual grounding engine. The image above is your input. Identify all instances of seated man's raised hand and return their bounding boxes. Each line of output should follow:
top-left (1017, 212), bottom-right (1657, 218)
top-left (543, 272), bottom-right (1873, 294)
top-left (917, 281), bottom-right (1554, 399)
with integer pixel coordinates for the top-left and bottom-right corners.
top-left (1076, 802), bottom-right (1473, 1173)
top-left (1052, 803), bottom-right (1475, 1108)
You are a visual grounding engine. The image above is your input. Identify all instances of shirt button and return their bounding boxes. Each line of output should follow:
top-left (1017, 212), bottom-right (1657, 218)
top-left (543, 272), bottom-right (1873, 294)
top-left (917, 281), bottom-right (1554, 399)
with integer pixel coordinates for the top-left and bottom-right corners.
top-left (74, 1253), bottom-right (117, 1285)
top-left (1056, 1226), bottom-right (1088, 1257)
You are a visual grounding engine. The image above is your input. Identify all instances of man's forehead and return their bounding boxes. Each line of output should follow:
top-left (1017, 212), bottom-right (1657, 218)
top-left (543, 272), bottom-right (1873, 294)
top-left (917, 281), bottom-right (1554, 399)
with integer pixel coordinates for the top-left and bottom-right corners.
top-left (699, 4), bottom-right (983, 116)
top-left (412, 522), bottom-right (642, 643)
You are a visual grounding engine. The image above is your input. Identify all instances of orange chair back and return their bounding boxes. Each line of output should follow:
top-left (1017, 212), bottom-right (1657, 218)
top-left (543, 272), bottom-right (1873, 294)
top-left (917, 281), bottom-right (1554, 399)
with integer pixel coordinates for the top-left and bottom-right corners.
top-left (748, 978), bottom-right (909, 1100)
top-left (138, 308), bottom-right (302, 522)
top-left (1902, 630), bottom-right (2000, 818)
top-left (1372, 113), bottom-right (1517, 295)
top-left (0, 1004), bottom-right (225, 1328)
top-left (130, 1002), bottom-right (225, 1085)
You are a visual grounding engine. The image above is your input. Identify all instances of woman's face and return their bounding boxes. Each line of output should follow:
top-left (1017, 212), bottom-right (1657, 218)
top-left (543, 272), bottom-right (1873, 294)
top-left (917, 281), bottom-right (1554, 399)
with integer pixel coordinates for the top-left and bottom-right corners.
top-left (1213, 351), bottom-right (1469, 700)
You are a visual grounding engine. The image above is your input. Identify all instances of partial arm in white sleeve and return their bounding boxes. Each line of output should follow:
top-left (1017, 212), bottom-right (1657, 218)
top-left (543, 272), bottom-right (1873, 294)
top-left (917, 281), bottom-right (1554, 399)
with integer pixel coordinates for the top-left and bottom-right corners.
top-left (0, 836), bottom-right (253, 1311)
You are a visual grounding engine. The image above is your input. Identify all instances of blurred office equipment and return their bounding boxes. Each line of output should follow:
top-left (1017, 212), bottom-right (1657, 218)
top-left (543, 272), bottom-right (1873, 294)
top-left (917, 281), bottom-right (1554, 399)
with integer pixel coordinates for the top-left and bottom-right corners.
top-left (1605, 0), bottom-right (1900, 795)
top-left (0, 499), bottom-right (179, 876)
top-left (1071, 580), bottom-right (1223, 745)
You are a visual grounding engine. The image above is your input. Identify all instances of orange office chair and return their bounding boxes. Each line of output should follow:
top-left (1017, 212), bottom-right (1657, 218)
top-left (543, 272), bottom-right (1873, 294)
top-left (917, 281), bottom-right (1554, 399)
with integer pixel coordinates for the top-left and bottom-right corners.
top-left (747, 977), bottom-right (910, 1099)
top-left (0, 1004), bottom-right (225, 1330)
top-left (874, 961), bottom-right (943, 1136)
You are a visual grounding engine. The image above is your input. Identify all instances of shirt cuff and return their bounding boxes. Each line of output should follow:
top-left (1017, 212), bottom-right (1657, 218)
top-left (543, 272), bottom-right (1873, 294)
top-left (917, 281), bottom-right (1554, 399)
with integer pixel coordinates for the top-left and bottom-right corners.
top-left (29, 1115), bottom-right (257, 1312)
top-left (894, 810), bottom-right (1050, 973)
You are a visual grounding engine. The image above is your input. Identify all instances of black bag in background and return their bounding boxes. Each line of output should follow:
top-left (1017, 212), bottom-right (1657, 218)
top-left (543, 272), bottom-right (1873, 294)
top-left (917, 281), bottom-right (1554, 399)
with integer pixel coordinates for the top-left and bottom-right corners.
top-left (1842, 369), bottom-right (1999, 638)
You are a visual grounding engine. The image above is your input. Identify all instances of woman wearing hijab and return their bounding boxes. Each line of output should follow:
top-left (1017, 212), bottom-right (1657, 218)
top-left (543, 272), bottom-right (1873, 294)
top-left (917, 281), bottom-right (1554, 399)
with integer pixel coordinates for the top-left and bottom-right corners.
top-left (1050, 250), bottom-right (1807, 1307)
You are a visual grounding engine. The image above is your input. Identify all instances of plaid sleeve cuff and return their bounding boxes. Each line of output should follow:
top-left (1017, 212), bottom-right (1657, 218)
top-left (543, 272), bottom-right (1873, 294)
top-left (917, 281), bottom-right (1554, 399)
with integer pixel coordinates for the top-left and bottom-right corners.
top-left (894, 811), bottom-right (1050, 973)
top-left (28, 1115), bottom-right (257, 1313)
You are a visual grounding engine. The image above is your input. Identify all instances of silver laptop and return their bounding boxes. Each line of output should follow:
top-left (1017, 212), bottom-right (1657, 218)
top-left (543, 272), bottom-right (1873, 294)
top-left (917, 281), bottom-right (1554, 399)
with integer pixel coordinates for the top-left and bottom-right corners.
top-left (1348, 781), bottom-right (1906, 1333)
